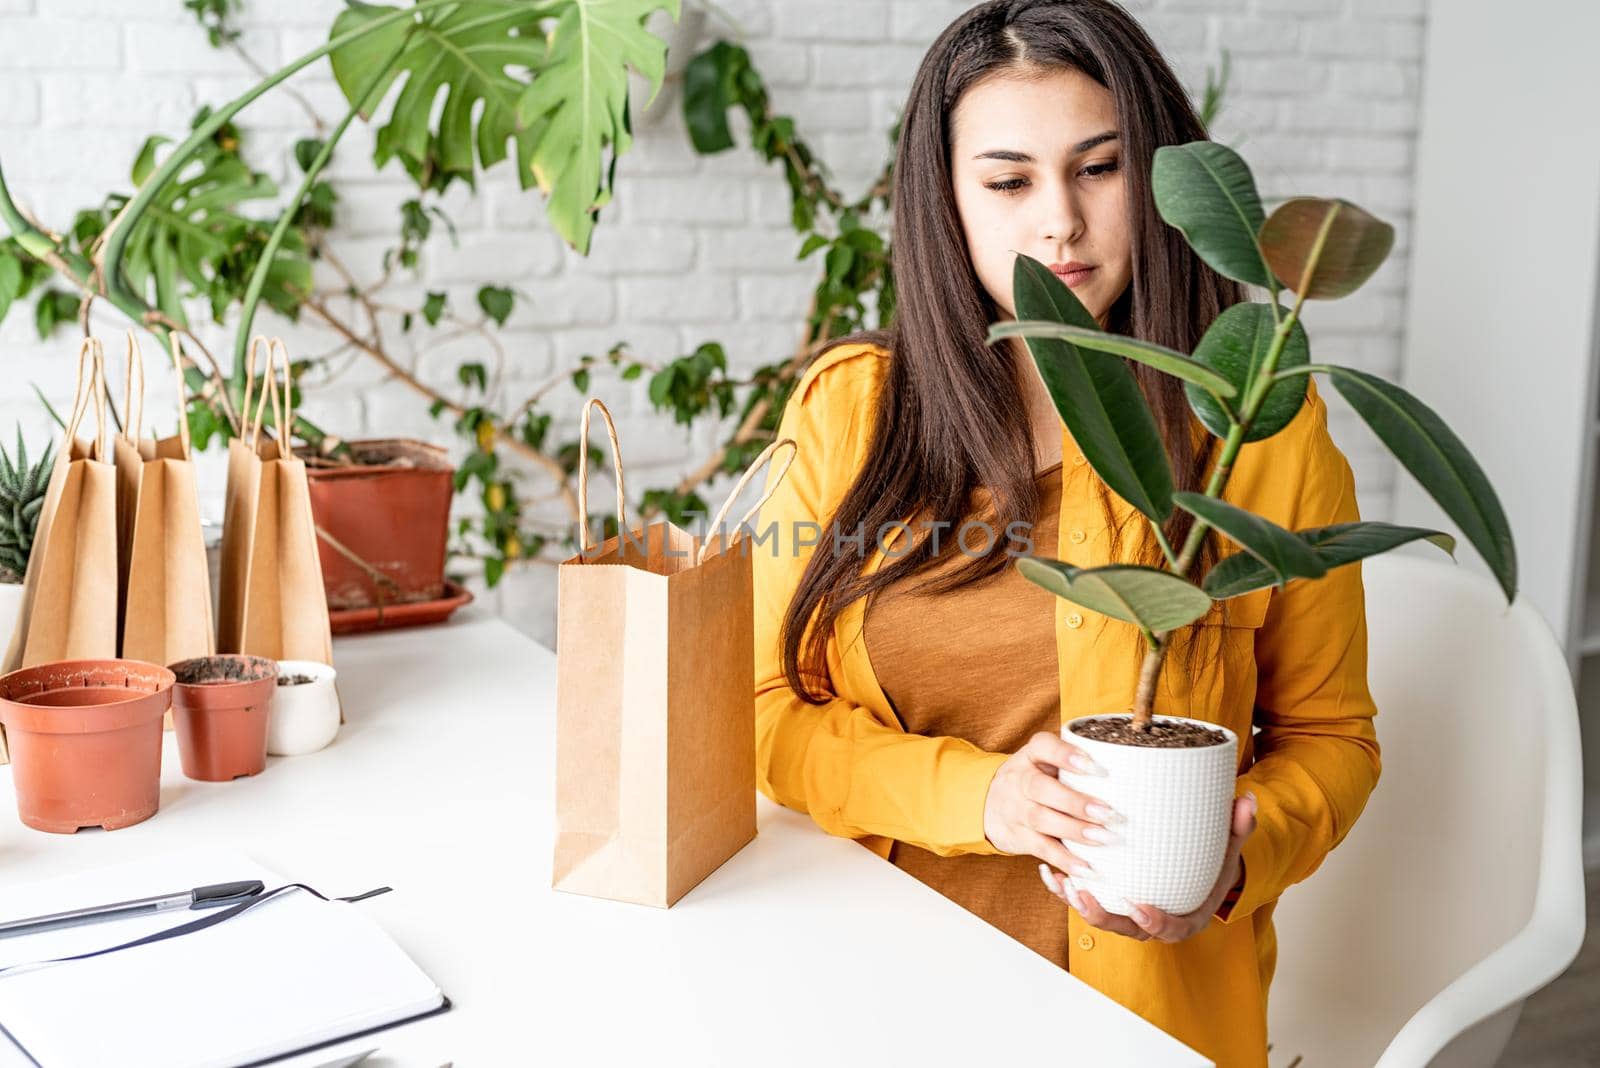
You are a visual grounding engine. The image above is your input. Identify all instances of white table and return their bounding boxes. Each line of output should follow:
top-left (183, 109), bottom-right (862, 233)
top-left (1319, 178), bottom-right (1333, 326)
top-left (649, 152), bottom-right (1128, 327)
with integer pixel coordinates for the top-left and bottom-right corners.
top-left (0, 609), bottom-right (1211, 1067)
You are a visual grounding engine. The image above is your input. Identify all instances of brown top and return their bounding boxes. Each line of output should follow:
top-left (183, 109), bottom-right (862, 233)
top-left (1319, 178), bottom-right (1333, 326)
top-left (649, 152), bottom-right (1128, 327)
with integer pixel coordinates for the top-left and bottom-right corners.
top-left (863, 462), bottom-right (1071, 969)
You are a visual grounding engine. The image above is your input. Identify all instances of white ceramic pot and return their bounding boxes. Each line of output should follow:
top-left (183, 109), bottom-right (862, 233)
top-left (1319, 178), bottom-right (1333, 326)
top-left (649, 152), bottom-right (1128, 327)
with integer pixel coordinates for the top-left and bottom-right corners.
top-left (268, 660), bottom-right (340, 756)
top-left (1058, 712), bottom-right (1238, 917)
top-left (0, 581), bottom-right (23, 657)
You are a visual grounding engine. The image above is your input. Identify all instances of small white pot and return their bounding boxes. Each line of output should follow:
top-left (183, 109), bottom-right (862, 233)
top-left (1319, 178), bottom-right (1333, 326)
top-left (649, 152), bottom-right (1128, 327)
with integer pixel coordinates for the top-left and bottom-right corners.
top-left (1058, 712), bottom-right (1238, 917)
top-left (268, 660), bottom-right (340, 756)
top-left (0, 581), bottom-right (23, 656)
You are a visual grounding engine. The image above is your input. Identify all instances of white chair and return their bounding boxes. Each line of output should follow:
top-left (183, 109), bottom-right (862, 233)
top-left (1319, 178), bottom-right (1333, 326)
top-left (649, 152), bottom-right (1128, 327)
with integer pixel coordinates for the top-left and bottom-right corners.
top-left (1264, 551), bottom-right (1588, 1067)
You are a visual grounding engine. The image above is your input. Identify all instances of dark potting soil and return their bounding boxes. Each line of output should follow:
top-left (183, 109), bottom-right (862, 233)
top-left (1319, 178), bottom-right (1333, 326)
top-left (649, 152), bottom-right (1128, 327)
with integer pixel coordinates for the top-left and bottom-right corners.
top-left (1069, 716), bottom-right (1229, 749)
top-left (172, 658), bottom-right (274, 685)
top-left (278, 674), bottom-right (317, 686)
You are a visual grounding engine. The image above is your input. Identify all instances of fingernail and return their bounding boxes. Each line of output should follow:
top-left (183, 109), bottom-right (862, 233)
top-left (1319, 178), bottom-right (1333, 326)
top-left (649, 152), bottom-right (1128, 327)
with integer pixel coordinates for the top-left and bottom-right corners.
top-left (1083, 825), bottom-right (1118, 845)
top-left (1084, 802), bottom-right (1119, 824)
top-left (1064, 855), bottom-right (1093, 877)
top-left (1066, 887), bottom-right (1084, 911)
top-left (1068, 755), bottom-right (1101, 776)
top-left (1038, 863), bottom-right (1056, 892)
top-left (1131, 906), bottom-right (1150, 925)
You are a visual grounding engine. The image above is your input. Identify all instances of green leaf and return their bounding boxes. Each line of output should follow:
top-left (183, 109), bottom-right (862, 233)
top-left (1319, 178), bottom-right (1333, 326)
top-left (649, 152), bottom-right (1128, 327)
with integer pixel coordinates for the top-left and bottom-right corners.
top-left (988, 320), bottom-right (1238, 399)
top-left (1259, 197), bottom-right (1394, 300)
top-left (1172, 491), bottom-right (1327, 585)
top-left (573, 368), bottom-right (591, 394)
top-left (457, 362), bottom-right (487, 392)
top-left (294, 137), bottom-right (325, 173)
top-left (1203, 521), bottom-right (1457, 599)
top-left (1009, 253), bottom-right (1175, 524)
top-left (1184, 302), bottom-right (1309, 441)
top-left (477, 285), bottom-right (513, 326)
top-left (517, 0), bottom-right (680, 253)
top-left (1015, 557), bottom-right (1213, 633)
top-left (620, 363), bottom-right (643, 381)
top-left (131, 135), bottom-right (170, 186)
top-left (1313, 364), bottom-right (1517, 601)
top-left (797, 233), bottom-right (829, 260)
top-left (422, 290), bottom-right (447, 326)
top-left (0, 252), bottom-right (21, 324)
top-left (484, 555), bottom-right (505, 587)
top-left (1152, 141), bottom-right (1276, 288)
top-left (330, 2), bottom-right (548, 194)
top-left (682, 40), bottom-right (745, 154)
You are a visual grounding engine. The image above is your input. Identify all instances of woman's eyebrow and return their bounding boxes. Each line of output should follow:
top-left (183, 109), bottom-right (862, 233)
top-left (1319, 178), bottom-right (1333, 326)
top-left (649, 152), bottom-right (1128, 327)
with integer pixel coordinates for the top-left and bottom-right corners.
top-left (973, 131), bottom-right (1119, 162)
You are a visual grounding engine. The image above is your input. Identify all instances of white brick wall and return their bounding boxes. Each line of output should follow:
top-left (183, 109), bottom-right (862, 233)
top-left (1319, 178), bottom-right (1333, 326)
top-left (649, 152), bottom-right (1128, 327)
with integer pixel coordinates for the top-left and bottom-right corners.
top-left (0, 0), bottom-right (1426, 647)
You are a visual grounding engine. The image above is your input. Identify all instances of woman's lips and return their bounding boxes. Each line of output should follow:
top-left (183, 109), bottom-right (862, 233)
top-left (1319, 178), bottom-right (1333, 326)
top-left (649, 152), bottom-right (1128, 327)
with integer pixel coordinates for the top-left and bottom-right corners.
top-left (1051, 265), bottom-right (1096, 288)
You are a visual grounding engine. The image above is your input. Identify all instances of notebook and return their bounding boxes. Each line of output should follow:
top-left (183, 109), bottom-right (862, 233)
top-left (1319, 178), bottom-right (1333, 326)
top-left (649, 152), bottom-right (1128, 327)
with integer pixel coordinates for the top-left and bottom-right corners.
top-left (0, 849), bottom-right (449, 1068)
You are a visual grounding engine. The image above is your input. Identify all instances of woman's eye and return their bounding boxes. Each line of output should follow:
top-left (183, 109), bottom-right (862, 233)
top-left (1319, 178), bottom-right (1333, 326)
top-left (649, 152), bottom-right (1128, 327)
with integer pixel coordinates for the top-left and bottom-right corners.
top-left (985, 177), bottom-right (1029, 193)
top-left (1081, 160), bottom-right (1119, 179)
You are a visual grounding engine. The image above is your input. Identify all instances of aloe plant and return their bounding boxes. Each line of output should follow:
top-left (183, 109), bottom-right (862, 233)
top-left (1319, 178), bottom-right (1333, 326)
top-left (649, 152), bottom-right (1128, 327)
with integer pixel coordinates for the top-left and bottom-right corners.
top-left (0, 428), bottom-right (55, 585)
top-left (988, 140), bottom-right (1514, 731)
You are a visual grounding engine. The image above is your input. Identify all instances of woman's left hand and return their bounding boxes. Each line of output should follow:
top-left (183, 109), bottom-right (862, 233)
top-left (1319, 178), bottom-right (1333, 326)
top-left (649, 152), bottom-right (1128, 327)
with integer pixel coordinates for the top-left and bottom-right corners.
top-left (1039, 791), bottom-right (1257, 943)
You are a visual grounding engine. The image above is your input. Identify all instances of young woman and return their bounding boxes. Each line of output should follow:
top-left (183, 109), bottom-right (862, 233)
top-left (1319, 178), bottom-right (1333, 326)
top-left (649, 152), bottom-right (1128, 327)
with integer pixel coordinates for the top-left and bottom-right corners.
top-left (751, 2), bottom-right (1381, 1065)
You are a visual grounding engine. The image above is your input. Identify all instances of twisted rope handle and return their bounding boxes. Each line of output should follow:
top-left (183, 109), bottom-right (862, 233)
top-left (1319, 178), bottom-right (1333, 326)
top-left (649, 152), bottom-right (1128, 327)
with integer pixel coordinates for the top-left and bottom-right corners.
top-left (696, 438), bottom-right (799, 566)
top-left (576, 398), bottom-right (627, 554)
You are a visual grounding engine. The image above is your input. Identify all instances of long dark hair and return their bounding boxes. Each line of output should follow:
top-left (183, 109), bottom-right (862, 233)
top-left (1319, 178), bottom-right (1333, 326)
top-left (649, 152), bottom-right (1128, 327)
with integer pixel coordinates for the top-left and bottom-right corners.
top-left (782, 0), bottom-right (1247, 703)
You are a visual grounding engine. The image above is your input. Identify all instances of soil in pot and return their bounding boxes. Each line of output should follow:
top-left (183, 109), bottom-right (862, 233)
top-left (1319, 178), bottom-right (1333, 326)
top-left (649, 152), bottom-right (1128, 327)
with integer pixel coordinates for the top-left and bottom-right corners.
top-left (0, 659), bottom-right (174, 833)
top-left (1069, 715), bottom-right (1229, 748)
top-left (278, 673), bottom-right (317, 686)
top-left (169, 654), bottom-right (278, 782)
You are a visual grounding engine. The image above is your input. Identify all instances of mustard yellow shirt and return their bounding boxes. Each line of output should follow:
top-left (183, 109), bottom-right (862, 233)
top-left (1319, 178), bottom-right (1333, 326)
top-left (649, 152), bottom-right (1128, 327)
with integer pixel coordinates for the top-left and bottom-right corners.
top-left (752, 341), bottom-right (1382, 1068)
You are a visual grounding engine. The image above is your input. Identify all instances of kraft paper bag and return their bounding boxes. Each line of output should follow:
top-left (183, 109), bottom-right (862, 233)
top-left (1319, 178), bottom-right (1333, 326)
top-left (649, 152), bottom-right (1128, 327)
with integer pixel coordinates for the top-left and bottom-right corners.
top-left (552, 397), bottom-right (797, 908)
top-left (216, 338), bottom-right (337, 713)
top-left (115, 331), bottom-right (215, 731)
top-left (0, 338), bottom-right (119, 762)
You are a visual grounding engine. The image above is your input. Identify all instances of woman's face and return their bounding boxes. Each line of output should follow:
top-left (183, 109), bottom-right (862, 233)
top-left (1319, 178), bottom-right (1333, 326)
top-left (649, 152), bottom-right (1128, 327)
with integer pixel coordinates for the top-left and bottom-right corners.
top-left (950, 65), bottom-right (1133, 328)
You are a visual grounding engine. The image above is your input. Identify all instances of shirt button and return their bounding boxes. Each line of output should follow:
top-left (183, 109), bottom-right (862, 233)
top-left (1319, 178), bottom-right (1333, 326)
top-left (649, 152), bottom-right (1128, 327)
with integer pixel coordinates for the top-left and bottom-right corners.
top-left (1077, 933), bottom-right (1095, 951)
top-left (1068, 529), bottom-right (1087, 544)
top-left (1072, 453), bottom-right (1087, 466)
top-left (1066, 612), bottom-right (1083, 629)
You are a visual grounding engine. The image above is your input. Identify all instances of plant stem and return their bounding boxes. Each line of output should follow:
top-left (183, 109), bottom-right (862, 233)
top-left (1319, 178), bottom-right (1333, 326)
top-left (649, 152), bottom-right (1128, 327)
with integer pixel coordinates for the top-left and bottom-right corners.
top-left (234, 37), bottom-right (408, 377)
top-left (1128, 286), bottom-right (1311, 729)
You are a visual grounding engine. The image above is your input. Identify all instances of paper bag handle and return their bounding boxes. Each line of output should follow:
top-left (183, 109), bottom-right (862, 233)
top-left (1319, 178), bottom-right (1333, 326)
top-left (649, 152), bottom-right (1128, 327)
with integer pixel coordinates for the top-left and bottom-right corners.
top-left (696, 438), bottom-right (798, 566)
top-left (167, 330), bottom-right (193, 455)
top-left (576, 398), bottom-right (626, 553)
top-left (63, 337), bottom-right (109, 463)
top-left (240, 334), bottom-right (270, 445)
top-left (268, 337), bottom-right (295, 446)
top-left (120, 328), bottom-right (145, 443)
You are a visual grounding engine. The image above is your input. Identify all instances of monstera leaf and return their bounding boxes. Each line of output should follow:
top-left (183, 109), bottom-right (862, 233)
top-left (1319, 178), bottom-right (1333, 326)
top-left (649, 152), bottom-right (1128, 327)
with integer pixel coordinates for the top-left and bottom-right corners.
top-left (330, 0), bottom-right (676, 252)
top-left (330, 3), bottom-right (548, 190)
top-left (118, 134), bottom-right (309, 327)
top-left (518, 0), bottom-right (679, 253)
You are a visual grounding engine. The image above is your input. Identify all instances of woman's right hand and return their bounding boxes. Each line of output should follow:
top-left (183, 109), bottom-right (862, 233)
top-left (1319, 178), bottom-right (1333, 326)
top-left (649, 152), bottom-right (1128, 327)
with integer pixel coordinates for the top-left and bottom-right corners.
top-left (982, 731), bottom-right (1119, 878)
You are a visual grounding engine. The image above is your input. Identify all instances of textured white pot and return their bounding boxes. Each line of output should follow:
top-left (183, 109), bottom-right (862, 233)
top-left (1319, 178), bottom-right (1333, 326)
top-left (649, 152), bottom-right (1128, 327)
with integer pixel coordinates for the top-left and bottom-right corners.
top-left (268, 660), bottom-right (340, 756)
top-left (1058, 712), bottom-right (1238, 917)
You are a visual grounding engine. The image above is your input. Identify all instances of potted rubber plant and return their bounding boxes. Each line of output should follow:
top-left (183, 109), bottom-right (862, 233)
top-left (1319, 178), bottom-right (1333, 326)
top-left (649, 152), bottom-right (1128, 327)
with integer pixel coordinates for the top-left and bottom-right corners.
top-left (988, 140), bottom-right (1517, 917)
top-left (0, 427), bottom-right (54, 654)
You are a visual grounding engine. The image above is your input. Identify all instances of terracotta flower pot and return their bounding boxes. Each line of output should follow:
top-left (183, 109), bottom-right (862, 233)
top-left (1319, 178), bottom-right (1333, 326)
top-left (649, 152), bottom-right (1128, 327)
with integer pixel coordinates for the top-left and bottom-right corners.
top-left (300, 439), bottom-right (454, 612)
top-left (0, 659), bottom-right (173, 833)
top-left (168, 654), bottom-right (278, 782)
top-left (1058, 712), bottom-right (1239, 916)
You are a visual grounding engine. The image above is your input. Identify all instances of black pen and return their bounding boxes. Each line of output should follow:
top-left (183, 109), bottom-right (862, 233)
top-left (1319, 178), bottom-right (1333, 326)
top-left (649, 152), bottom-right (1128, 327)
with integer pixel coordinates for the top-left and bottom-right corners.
top-left (0, 881), bottom-right (266, 940)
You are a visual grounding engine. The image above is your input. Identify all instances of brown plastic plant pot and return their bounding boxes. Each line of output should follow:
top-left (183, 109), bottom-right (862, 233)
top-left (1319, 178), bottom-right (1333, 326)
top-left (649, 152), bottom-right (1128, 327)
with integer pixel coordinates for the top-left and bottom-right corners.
top-left (168, 654), bottom-right (279, 782)
top-left (299, 439), bottom-right (455, 612)
top-left (0, 659), bottom-right (174, 834)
